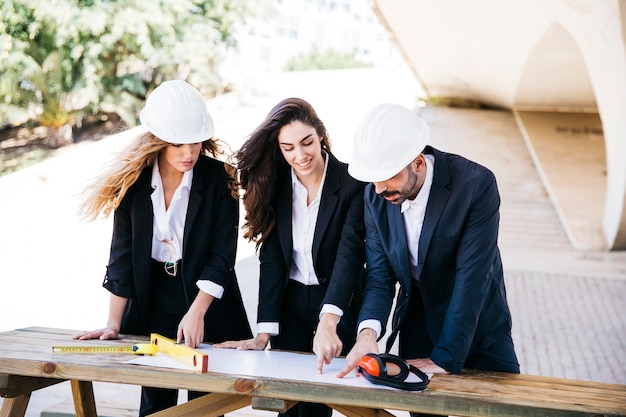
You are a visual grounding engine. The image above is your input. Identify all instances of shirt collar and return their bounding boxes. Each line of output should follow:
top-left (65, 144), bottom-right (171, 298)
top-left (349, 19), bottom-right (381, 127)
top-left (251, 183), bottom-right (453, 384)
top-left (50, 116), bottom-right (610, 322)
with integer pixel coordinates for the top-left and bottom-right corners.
top-left (290, 150), bottom-right (329, 198)
top-left (151, 158), bottom-right (194, 190)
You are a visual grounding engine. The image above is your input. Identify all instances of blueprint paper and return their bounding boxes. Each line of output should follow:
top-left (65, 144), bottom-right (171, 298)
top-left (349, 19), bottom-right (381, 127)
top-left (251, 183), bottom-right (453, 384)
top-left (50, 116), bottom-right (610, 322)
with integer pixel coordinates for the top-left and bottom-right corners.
top-left (125, 344), bottom-right (426, 390)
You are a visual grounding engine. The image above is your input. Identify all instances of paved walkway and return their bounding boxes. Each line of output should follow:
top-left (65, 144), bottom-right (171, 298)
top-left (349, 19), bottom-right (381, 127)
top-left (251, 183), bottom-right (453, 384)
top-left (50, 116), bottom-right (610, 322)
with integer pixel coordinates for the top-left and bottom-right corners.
top-left (1, 68), bottom-right (625, 416)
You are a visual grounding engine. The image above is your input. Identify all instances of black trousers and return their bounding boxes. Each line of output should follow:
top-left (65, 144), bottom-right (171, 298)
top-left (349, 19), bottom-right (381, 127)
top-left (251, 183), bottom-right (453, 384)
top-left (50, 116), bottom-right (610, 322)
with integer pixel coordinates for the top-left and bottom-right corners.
top-left (140, 388), bottom-right (206, 416)
top-left (401, 283), bottom-right (520, 417)
top-left (138, 260), bottom-right (211, 417)
top-left (270, 280), bottom-right (356, 417)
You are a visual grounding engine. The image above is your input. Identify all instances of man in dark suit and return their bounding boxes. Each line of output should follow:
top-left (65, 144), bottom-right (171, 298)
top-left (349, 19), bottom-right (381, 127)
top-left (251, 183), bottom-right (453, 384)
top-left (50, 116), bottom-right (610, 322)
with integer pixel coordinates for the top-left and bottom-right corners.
top-left (338, 104), bottom-right (519, 415)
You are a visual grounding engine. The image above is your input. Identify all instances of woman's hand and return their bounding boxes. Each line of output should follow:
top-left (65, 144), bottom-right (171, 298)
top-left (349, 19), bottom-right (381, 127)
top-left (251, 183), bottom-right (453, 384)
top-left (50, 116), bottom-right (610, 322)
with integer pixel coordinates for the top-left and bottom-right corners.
top-left (313, 313), bottom-right (343, 374)
top-left (73, 326), bottom-right (119, 341)
top-left (407, 358), bottom-right (449, 374)
top-left (177, 290), bottom-right (215, 347)
top-left (214, 333), bottom-right (270, 350)
top-left (74, 294), bottom-right (125, 340)
top-left (177, 308), bottom-right (205, 348)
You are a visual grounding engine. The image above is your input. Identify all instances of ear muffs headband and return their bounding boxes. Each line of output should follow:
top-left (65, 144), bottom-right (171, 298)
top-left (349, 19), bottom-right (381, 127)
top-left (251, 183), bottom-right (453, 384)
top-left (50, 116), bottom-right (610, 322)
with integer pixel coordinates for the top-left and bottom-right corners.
top-left (357, 353), bottom-right (430, 391)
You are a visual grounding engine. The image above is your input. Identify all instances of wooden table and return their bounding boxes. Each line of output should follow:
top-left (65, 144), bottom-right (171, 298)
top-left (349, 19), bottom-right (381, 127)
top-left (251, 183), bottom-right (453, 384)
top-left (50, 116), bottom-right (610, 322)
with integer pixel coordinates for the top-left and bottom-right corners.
top-left (1, 327), bottom-right (625, 417)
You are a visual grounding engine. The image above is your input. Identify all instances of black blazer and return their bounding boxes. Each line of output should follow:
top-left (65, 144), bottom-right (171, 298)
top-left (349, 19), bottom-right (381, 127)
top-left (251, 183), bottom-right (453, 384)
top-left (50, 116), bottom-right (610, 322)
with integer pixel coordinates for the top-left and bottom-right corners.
top-left (103, 155), bottom-right (252, 342)
top-left (257, 152), bottom-right (366, 328)
top-left (359, 146), bottom-right (514, 373)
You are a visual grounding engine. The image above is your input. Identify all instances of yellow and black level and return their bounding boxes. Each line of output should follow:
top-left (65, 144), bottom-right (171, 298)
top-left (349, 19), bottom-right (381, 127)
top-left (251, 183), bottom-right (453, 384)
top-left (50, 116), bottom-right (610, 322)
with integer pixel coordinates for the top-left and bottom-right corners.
top-left (51, 343), bottom-right (157, 355)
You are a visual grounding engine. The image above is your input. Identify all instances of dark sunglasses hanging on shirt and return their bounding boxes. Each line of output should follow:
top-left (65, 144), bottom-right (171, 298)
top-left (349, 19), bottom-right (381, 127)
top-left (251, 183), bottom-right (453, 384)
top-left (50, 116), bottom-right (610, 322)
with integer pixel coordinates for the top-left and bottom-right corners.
top-left (357, 353), bottom-right (430, 391)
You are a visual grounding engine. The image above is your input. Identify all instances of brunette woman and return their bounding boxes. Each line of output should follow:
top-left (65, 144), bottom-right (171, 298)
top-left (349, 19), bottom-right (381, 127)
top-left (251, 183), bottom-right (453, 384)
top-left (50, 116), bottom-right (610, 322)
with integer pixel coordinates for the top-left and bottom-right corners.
top-left (217, 98), bottom-right (365, 417)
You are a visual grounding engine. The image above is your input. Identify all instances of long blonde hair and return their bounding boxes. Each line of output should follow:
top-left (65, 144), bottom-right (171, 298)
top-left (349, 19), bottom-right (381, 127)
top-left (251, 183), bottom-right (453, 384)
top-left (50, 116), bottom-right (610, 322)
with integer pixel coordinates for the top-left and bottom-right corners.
top-left (80, 131), bottom-right (225, 221)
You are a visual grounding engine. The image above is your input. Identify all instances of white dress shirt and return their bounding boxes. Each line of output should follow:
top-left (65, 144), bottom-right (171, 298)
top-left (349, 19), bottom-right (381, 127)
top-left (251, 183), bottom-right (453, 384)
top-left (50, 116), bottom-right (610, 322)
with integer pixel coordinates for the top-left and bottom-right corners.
top-left (401, 153), bottom-right (434, 282)
top-left (150, 160), bottom-right (223, 299)
top-left (257, 152), bottom-right (341, 336)
top-left (358, 154), bottom-right (435, 339)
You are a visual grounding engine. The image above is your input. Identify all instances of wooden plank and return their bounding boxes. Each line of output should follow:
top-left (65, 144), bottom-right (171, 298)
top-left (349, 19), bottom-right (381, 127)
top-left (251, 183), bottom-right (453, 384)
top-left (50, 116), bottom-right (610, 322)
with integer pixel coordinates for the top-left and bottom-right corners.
top-left (329, 404), bottom-right (395, 417)
top-left (426, 372), bottom-right (626, 413)
top-left (1, 328), bottom-right (625, 417)
top-left (0, 329), bottom-right (148, 362)
top-left (0, 358), bottom-right (621, 417)
top-left (250, 376), bottom-right (626, 417)
top-left (70, 380), bottom-right (96, 417)
top-left (251, 397), bottom-right (297, 412)
top-left (0, 394), bottom-right (30, 417)
top-left (0, 356), bottom-right (242, 394)
top-left (40, 399), bottom-right (137, 417)
top-left (454, 369), bottom-right (626, 394)
top-left (149, 392), bottom-right (251, 417)
top-left (16, 327), bottom-right (85, 336)
top-left (0, 374), bottom-right (65, 397)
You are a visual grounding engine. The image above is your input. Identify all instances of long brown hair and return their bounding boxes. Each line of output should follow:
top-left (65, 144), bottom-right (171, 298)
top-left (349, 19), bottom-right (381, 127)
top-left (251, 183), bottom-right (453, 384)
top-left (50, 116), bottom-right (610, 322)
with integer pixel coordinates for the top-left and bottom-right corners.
top-left (230, 98), bottom-right (331, 248)
top-left (80, 131), bottom-right (226, 221)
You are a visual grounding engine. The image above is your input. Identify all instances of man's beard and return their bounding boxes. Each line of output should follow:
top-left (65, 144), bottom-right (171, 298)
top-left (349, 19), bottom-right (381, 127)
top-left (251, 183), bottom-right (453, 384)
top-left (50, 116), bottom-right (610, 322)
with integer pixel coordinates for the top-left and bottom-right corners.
top-left (376, 167), bottom-right (419, 205)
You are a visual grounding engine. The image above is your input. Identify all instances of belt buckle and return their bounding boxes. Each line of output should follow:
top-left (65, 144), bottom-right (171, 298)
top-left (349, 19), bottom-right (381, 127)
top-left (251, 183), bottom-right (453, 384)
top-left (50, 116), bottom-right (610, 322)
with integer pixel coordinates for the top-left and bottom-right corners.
top-left (164, 260), bottom-right (178, 276)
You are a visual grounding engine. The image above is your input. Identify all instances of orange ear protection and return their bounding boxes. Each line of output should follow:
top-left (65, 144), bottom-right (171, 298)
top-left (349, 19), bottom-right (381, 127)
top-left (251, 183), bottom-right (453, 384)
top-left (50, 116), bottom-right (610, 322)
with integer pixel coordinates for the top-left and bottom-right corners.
top-left (357, 353), bottom-right (430, 391)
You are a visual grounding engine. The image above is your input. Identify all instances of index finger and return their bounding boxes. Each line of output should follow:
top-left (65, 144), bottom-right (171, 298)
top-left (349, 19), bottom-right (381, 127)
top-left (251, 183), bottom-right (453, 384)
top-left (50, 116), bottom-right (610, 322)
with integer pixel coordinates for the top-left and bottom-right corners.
top-left (317, 355), bottom-right (325, 374)
top-left (336, 362), bottom-right (355, 378)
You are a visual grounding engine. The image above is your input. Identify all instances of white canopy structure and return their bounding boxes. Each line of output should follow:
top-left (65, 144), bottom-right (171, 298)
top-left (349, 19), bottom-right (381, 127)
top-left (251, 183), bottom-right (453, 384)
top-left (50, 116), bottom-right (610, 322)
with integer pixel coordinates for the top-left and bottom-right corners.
top-left (371, 0), bottom-right (626, 250)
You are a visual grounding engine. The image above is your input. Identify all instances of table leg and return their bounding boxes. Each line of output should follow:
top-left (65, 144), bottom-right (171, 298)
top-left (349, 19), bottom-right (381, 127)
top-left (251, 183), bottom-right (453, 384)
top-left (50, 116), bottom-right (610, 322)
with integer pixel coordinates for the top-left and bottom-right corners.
top-left (251, 397), bottom-right (298, 413)
top-left (0, 394), bottom-right (30, 417)
top-left (328, 403), bottom-right (396, 417)
top-left (149, 392), bottom-right (252, 417)
top-left (70, 380), bottom-right (97, 417)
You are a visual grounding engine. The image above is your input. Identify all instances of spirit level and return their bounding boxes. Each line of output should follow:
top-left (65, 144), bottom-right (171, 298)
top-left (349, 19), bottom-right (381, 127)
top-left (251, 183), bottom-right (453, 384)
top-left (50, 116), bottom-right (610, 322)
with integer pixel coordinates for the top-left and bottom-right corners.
top-left (150, 333), bottom-right (208, 372)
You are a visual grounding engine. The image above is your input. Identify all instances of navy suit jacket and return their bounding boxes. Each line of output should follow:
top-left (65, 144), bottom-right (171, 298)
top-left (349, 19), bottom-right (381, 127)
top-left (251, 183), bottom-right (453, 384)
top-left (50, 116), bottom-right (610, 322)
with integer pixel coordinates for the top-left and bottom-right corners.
top-left (359, 146), bottom-right (514, 373)
top-left (257, 152), bottom-right (366, 329)
top-left (103, 155), bottom-right (252, 342)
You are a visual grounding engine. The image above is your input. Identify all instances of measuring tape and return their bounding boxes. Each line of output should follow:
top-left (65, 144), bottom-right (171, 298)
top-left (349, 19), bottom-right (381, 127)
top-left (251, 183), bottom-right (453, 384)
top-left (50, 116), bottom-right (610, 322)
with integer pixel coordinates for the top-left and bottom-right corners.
top-left (52, 343), bottom-right (157, 355)
top-left (52, 333), bottom-right (208, 372)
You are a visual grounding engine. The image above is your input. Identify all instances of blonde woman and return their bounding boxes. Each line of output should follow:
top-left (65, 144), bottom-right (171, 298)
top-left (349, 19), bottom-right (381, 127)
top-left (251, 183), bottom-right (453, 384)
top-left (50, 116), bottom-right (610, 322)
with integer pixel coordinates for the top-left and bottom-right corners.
top-left (75, 80), bottom-right (251, 416)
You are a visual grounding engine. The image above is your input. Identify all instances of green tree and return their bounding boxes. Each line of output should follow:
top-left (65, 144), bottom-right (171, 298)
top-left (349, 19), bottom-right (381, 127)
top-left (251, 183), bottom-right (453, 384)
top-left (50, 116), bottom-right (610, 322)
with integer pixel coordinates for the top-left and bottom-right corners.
top-left (284, 45), bottom-right (372, 72)
top-left (0, 0), bottom-right (260, 146)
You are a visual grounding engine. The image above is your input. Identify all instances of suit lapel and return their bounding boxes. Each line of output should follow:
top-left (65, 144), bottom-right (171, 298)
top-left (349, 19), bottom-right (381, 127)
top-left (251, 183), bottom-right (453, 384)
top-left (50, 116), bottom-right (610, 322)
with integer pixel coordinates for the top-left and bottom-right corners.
top-left (135, 169), bottom-right (155, 264)
top-left (184, 164), bottom-right (205, 254)
top-left (418, 148), bottom-right (451, 276)
top-left (313, 154), bottom-right (340, 260)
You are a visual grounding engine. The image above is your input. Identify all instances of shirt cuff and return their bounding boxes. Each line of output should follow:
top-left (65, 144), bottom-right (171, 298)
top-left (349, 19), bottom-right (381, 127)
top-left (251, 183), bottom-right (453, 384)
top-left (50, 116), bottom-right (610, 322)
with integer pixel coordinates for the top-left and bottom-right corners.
top-left (358, 319), bottom-right (381, 340)
top-left (319, 304), bottom-right (343, 321)
top-left (196, 280), bottom-right (224, 299)
top-left (257, 322), bottom-right (279, 336)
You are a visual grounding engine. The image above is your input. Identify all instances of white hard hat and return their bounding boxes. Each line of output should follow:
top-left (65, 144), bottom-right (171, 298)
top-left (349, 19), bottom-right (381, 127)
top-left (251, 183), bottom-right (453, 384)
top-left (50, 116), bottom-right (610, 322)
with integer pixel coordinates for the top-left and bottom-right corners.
top-left (348, 103), bottom-right (429, 182)
top-left (139, 80), bottom-right (215, 144)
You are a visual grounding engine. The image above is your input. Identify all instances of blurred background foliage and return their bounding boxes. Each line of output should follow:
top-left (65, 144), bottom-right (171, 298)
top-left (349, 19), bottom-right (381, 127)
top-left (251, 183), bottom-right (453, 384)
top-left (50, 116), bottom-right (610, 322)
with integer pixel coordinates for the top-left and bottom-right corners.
top-left (285, 45), bottom-right (372, 71)
top-left (0, 0), bottom-right (262, 145)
